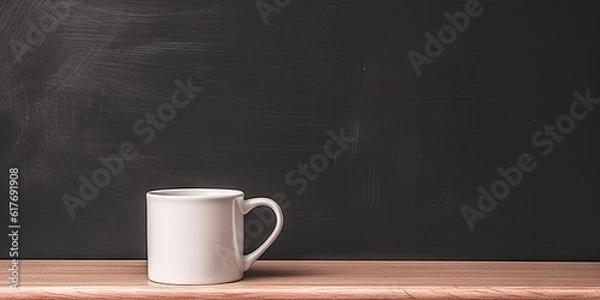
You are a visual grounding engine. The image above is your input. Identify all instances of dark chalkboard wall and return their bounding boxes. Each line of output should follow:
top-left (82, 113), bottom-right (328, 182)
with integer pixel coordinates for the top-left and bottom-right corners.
top-left (1, 0), bottom-right (599, 260)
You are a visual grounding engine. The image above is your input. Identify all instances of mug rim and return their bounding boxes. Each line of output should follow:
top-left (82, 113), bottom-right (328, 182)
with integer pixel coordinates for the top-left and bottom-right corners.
top-left (146, 188), bottom-right (244, 200)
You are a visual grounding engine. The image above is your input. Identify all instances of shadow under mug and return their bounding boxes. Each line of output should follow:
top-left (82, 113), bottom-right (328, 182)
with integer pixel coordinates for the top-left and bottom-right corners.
top-left (146, 188), bottom-right (284, 284)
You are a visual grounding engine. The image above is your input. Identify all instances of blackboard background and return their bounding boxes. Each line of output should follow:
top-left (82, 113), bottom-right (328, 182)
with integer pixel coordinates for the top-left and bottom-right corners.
top-left (1, 0), bottom-right (599, 260)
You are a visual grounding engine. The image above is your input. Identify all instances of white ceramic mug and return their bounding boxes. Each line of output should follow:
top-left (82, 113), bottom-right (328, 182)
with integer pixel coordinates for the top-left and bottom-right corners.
top-left (146, 188), bottom-right (284, 285)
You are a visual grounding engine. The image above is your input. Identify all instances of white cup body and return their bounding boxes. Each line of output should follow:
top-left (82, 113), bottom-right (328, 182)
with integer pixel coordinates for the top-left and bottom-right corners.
top-left (147, 188), bottom-right (245, 285)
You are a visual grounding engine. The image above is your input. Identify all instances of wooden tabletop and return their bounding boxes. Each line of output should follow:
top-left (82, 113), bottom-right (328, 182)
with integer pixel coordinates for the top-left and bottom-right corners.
top-left (2, 260), bottom-right (600, 299)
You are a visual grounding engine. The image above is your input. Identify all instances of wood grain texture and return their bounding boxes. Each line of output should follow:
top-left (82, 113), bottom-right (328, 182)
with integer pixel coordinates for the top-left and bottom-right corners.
top-left (2, 260), bottom-right (600, 299)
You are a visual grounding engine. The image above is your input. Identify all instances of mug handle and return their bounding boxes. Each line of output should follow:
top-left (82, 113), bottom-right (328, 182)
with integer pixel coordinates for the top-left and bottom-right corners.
top-left (241, 197), bottom-right (284, 271)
